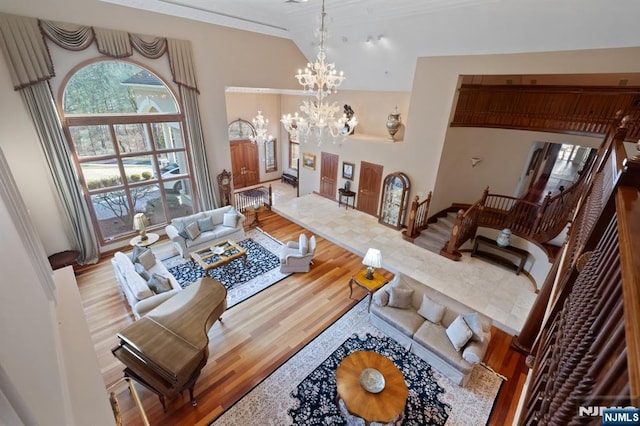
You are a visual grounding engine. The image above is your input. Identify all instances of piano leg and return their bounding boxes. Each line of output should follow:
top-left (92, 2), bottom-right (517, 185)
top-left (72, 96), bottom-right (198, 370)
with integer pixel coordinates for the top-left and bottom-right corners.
top-left (159, 394), bottom-right (167, 413)
top-left (189, 386), bottom-right (197, 407)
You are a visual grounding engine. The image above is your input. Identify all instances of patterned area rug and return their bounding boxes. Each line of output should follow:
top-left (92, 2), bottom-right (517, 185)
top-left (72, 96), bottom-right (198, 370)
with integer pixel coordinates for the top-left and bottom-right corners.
top-left (289, 333), bottom-right (449, 425)
top-left (162, 229), bottom-right (289, 308)
top-left (213, 299), bottom-right (505, 426)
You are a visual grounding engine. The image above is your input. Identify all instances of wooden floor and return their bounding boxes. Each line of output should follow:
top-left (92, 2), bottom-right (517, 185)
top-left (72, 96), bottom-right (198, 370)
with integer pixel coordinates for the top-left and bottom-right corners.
top-left (76, 211), bottom-right (528, 425)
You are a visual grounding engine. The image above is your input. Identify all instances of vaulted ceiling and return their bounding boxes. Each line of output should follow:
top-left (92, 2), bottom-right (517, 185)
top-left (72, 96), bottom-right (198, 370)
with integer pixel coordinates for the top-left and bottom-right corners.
top-left (102, 0), bottom-right (640, 92)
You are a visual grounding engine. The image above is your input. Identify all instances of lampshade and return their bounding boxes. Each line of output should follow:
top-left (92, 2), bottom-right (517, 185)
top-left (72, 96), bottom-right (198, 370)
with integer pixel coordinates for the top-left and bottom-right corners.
top-left (133, 213), bottom-right (147, 232)
top-left (362, 248), bottom-right (382, 268)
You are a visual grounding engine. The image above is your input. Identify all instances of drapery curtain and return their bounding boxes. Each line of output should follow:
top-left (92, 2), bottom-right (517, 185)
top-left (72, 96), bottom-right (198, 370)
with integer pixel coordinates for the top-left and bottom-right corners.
top-left (0, 12), bottom-right (217, 262)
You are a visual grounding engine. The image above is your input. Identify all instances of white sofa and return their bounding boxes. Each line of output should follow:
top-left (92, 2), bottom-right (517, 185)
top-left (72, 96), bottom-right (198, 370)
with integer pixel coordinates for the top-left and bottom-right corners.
top-left (370, 273), bottom-right (492, 386)
top-left (111, 250), bottom-right (181, 319)
top-left (165, 206), bottom-right (246, 258)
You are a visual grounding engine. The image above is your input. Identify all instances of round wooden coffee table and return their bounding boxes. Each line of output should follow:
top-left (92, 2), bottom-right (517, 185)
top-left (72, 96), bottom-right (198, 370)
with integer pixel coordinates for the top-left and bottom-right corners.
top-left (335, 351), bottom-right (408, 425)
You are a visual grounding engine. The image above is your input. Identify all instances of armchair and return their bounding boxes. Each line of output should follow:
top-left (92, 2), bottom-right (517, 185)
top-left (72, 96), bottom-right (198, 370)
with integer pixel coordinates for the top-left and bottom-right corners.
top-left (279, 234), bottom-right (316, 273)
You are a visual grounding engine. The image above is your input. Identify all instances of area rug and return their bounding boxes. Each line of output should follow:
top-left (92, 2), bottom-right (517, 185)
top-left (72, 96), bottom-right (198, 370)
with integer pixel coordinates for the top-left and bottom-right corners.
top-left (161, 229), bottom-right (290, 308)
top-left (213, 299), bottom-right (505, 426)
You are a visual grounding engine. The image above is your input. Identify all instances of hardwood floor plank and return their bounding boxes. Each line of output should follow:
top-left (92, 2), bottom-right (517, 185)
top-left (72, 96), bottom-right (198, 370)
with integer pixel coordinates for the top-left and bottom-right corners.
top-left (77, 210), bottom-right (526, 425)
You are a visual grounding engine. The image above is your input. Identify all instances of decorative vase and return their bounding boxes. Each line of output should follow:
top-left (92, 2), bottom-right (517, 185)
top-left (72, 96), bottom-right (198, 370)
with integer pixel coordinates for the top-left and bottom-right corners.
top-left (386, 107), bottom-right (401, 141)
top-left (253, 200), bottom-right (260, 210)
top-left (496, 228), bottom-right (512, 247)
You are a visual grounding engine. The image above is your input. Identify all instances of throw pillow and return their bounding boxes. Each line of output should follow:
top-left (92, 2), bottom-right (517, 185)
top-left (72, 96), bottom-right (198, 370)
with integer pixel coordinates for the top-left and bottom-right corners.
top-left (222, 212), bottom-right (238, 228)
top-left (462, 312), bottom-right (485, 342)
top-left (417, 294), bottom-right (446, 324)
top-left (137, 249), bottom-right (156, 270)
top-left (372, 289), bottom-right (389, 307)
top-left (298, 234), bottom-right (308, 255)
top-left (134, 262), bottom-right (150, 281)
top-left (185, 221), bottom-right (201, 240)
top-left (387, 287), bottom-right (414, 309)
top-left (197, 216), bottom-right (215, 232)
top-left (129, 244), bottom-right (145, 263)
top-left (147, 273), bottom-right (172, 294)
top-left (446, 315), bottom-right (473, 352)
top-left (175, 220), bottom-right (190, 239)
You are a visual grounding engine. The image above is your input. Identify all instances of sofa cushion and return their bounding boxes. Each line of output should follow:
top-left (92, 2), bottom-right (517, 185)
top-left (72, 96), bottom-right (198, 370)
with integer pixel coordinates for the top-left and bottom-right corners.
top-left (213, 225), bottom-right (238, 239)
top-left (123, 266), bottom-right (154, 300)
top-left (414, 321), bottom-right (472, 371)
top-left (388, 287), bottom-right (414, 309)
top-left (446, 315), bottom-right (473, 352)
top-left (186, 221), bottom-right (201, 239)
top-left (197, 216), bottom-right (215, 232)
top-left (373, 289), bottom-right (389, 307)
top-left (172, 212), bottom-right (204, 226)
top-left (370, 305), bottom-right (424, 337)
top-left (129, 244), bottom-right (145, 263)
top-left (174, 220), bottom-right (191, 239)
top-left (205, 207), bottom-right (228, 225)
top-left (223, 212), bottom-right (239, 228)
top-left (417, 294), bottom-right (446, 324)
top-left (147, 273), bottom-right (173, 294)
top-left (462, 334), bottom-right (489, 364)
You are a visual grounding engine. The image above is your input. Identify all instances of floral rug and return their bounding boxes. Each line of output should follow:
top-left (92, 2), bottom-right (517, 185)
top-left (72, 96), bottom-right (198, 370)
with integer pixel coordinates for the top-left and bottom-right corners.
top-left (212, 299), bottom-right (505, 426)
top-left (161, 229), bottom-right (290, 308)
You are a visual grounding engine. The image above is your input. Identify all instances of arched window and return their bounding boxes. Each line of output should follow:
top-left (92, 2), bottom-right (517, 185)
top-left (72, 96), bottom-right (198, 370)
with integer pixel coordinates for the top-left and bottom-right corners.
top-left (61, 60), bottom-right (195, 244)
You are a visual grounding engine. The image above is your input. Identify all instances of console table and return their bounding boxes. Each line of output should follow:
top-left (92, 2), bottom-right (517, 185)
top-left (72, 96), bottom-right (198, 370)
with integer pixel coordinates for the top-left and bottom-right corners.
top-left (471, 235), bottom-right (529, 275)
top-left (338, 188), bottom-right (356, 210)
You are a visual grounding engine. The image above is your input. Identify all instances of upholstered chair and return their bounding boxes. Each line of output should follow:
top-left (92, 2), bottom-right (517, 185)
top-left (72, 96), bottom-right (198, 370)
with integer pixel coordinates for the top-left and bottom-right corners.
top-left (279, 234), bottom-right (316, 273)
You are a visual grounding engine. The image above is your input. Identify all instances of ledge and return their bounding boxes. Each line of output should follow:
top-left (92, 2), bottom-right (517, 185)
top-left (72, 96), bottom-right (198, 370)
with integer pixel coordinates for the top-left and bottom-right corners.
top-left (347, 133), bottom-right (402, 143)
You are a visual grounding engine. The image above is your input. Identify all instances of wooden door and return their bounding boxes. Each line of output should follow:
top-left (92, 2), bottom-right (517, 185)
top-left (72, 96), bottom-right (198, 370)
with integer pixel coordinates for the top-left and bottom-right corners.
top-left (319, 152), bottom-right (339, 200)
top-left (357, 161), bottom-right (383, 216)
top-left (230, 140), bottom-right (259, 189)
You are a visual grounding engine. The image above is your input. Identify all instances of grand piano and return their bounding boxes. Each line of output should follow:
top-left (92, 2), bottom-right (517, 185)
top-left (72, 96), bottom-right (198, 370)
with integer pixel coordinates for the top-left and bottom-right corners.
top-left (112, 277), bottom-right (227, 411)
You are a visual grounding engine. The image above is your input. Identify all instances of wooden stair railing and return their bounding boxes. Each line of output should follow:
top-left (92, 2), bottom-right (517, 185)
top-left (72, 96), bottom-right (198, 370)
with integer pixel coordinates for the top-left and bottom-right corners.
top-left (234, 184), bottom-right (272, 212)
top-left (402, 191), bottom-right (432, 242)
top-left (439, 188), bottom-right (488, 260)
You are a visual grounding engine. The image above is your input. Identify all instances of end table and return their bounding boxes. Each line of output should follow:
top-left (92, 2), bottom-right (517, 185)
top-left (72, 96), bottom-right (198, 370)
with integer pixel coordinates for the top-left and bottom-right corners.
top-left (129, 232), bottom-right (160, 247)
top-left (349, 269), bottom-right (388, 312)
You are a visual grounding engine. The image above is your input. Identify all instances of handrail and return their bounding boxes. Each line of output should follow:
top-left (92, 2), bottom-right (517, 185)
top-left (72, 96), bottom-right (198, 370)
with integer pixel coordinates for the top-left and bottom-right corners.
top-left (233, 184), bottom-right (272, 212)
top-left (440, 188), bottom-right (488, 260)
top-left (402, 191), bottom-right (432, 241)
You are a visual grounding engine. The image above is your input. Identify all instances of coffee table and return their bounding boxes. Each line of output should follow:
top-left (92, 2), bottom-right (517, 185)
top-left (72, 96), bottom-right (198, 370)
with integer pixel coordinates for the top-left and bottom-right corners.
top-left (190, 240), bottom-right (247, 271)
top-left (335, 351), bottom-right (408, 425)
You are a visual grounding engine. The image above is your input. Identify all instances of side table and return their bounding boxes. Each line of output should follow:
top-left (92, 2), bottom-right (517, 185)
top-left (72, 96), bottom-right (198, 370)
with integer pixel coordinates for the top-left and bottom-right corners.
top-left (349, 270), bottom-right (388, 312)
top-left (129, 232), bottom-right (160, 247)
top-left (338, 188), bottom-right (356, 210)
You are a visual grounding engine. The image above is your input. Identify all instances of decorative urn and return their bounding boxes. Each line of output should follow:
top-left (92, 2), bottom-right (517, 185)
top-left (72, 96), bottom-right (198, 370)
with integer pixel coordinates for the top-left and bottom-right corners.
top-left (496, 228), bottom-right (512, 247)
top-left (386, 107), bottom-right (401, 141)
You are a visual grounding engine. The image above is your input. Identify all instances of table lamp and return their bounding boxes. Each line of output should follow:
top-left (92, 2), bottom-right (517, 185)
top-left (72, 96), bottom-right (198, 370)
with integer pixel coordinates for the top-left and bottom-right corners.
top-left (133, 213), bottom-right (148, 241)
top-left (362, 248), bottom-right (382, 280)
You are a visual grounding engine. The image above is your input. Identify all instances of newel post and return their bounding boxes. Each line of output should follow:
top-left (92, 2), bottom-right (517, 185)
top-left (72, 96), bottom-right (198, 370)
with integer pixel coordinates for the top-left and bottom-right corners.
top-left (402, 195), bottom-right (420, 241)
top-left (439, 209), bottom-right (464, 261)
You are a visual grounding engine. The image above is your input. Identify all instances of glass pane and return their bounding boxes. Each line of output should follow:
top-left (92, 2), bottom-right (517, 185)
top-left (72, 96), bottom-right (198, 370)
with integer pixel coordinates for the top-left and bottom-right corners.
top-left (91, 189), bottom-right (134, 240)
top-left (152, 122), bottom-right (184, 149)
top-left (265, 139), bottom-right (277, 172)
top-left (114, 123), bottom-right (151, 153)
top-left (157, 151), bottom-right (188, 193)
top-left (63, 61), bottom-right (178, 115)
top-left (228, 120), bottom-right (255, 140)
top-left (132, 184), bottom-right (166, 226)
top-left (80, 160), bottom-right (123, 190)
top-left (69, 125), bottom-right (114, 157)
top-left (161, 180), bottom-right (194, 221)
top-left (122, 155), bottom-right (155, 184)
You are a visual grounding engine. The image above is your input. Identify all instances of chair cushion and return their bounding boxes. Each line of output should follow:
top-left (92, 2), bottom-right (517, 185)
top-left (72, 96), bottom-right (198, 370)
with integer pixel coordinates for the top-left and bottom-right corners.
top-left (308, 235), bottom-right (316, 254)
top-left (388, 287), bottom-right (414, 309)
top-left (299, 234), bottom-right (308, 255)
top-left (417, 294), bottom-right (446, 324)
top-left (446, 315), bottom-right (473, 352)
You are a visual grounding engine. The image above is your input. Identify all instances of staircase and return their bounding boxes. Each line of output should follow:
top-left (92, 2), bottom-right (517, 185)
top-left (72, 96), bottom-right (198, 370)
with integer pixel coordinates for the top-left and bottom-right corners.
top-left (413, 212), bottom-right (457, 254)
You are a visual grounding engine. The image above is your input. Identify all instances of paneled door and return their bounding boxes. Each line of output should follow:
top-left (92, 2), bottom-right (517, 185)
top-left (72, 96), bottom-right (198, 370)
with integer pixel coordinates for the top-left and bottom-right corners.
top-left (320, 152), bottom-right (339, 200)
top-left (230, 140), bottom-right (259, 189)
top-left (357, 161), bottom-right (384, 216)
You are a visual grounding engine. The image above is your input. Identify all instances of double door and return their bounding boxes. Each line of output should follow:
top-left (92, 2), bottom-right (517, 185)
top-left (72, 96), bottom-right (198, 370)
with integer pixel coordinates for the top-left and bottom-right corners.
top-left (230, 140), bottom-right (259, 189)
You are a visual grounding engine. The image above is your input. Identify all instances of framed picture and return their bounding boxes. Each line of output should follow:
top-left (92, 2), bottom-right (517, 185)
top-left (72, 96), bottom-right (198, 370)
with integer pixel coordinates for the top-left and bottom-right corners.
top-left (342, 162), bottom-right (355, 180)
top-left (302, 152), bottom-right (316, 170)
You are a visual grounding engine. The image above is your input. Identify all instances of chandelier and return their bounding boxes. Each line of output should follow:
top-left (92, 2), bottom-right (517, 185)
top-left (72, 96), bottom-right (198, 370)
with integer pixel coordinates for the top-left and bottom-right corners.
top-left (249, 110), bottom-right (273, 144)
top-left (281, 0), bottom-right (357, 145)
